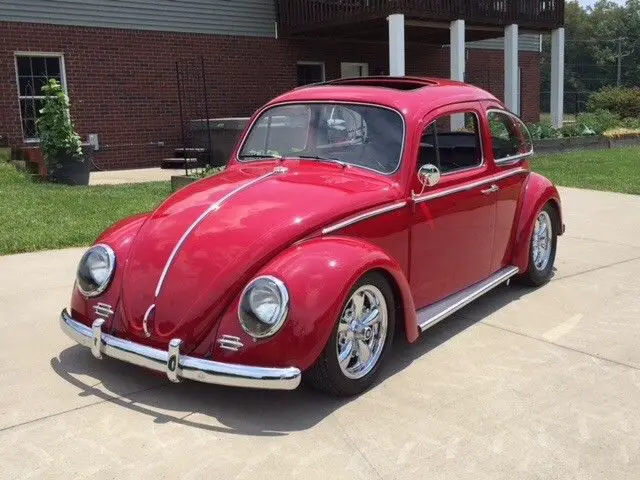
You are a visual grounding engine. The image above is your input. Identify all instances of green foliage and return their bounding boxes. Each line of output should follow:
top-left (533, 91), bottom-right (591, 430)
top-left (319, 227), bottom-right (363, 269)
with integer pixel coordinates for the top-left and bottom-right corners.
top-left (541, 1), bottom-right (639, 93)
top-left (193, 165), bottom-right (225, 179)
top-left (587, 87), bottom-right (640, 118)
top-left (533, 147), bottom-right (640, 195)
top-left (36, 79), bottom-right (83, 168)
top-left (0, 148), bottom-right (10, 163)
top-left (621, 116), bottom-right (640, 129)
top-left (0, 162), bottom-right (170, 254)
top-left (527, 120), bottom-right (561, 139)
top-left (575, 109), bottom-right (620, 134)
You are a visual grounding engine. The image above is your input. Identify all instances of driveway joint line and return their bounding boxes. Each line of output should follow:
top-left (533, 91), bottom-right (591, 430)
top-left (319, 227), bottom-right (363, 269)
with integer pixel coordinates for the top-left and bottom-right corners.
top-left (479, 321), bottom-right (640, 373)
top-left (551, 256), bottom-right (640, 283)
top-left (0, 383), bottom-right (167, 435)
top-left (563, 234), bottom-right (640, 250)
top-left (335, 418), bottom-right (384, 479)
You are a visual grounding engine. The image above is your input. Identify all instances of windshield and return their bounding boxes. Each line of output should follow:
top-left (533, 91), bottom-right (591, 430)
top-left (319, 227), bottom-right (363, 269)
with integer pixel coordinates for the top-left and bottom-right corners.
top-left (238, 103), bottom-right (404, 174)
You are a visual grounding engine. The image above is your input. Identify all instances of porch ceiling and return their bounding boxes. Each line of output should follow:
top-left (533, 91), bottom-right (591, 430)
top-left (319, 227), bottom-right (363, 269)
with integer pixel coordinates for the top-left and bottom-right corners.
top-left (289, 19), bottom-right (508, 45)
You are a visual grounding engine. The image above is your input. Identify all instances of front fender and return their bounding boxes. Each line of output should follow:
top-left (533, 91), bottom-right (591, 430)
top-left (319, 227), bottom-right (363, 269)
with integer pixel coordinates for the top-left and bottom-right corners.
top-left (512, 172), bottom-right (563, 272)
top-left (199, 236), bottom-right (417, 371)
top-left (69, 213), bottom-right (149, 327)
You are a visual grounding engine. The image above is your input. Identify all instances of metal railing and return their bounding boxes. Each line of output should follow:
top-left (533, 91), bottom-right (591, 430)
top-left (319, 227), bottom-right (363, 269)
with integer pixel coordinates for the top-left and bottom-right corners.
top-left (277, 0), bottom-right (563, 34)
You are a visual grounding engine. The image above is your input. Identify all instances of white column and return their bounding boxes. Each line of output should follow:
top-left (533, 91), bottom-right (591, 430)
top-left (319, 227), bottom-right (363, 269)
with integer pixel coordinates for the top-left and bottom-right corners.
top-left (551, 27), bottom-right (565, 129)
top-left (450, 19), bottom-right (465, 130)
top-left (387, 14), bottom-right (405, 76)
top-left (450, 19), bottom-right (465, 82)
top-left (504, 24), bottom-right (519, 115)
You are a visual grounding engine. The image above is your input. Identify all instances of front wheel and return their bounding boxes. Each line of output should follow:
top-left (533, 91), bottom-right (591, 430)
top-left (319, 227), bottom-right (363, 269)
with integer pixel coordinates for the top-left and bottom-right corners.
top-left (305, 272), bottom-right (395, 396)
top-left (518, 203), bottom-right (558, 286)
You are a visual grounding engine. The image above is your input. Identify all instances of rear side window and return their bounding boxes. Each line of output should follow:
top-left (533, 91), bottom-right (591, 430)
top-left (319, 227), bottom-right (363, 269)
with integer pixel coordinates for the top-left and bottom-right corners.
top-left (418, 112), bottom-right (482, 174)
top-left (488, 110), bottom-right (533, 162)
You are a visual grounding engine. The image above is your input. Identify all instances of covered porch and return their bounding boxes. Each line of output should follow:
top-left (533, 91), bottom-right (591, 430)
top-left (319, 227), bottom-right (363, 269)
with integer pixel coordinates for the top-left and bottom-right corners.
top-left (277, 0), bottom-right (566, 126)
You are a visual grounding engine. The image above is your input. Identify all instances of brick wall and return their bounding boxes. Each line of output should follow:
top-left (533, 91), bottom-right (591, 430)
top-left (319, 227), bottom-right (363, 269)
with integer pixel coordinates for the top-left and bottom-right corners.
top-left (0, 21), bottom-right (540, 170)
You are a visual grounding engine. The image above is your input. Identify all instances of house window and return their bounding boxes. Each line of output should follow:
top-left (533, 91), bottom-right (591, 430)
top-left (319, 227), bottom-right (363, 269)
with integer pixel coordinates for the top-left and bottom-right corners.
top-left (296, 62), bottom-right (325, 86)
top-left (15, 54), bottom-right (66, 140)
top-left (340, 62), bottom-right (369, 78)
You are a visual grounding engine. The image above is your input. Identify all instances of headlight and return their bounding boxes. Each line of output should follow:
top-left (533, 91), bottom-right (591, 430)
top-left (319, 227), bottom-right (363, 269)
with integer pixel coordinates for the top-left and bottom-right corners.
top-left (238, 276), bottom-right (289, 338)
top-left (76, 244), bottom-right (116, 297)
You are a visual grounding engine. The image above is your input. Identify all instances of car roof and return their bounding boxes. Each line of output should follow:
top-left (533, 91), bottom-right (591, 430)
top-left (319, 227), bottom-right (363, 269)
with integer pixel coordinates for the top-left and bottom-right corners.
top-left (265, 76), bottom-right (502, 117)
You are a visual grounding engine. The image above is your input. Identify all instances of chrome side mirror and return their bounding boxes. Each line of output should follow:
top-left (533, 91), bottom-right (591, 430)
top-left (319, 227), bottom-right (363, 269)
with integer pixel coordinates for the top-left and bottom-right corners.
top-left (418, 163), bottom-right (441, 188)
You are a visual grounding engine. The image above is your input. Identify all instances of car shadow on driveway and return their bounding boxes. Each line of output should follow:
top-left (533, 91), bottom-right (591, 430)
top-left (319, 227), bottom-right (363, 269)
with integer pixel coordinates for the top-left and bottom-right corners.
top-left (50, 283), bottom-right (537, 436)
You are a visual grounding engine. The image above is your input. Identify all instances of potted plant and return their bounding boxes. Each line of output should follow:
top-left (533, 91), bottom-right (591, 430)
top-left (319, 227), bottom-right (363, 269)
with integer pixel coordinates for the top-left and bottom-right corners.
top-left (37, 79), bottom-right (89, 185)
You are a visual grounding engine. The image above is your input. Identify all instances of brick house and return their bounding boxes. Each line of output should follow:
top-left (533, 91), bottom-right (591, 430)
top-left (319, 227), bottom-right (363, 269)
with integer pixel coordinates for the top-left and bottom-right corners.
top-left (0, 1), bottom-right (565, 170)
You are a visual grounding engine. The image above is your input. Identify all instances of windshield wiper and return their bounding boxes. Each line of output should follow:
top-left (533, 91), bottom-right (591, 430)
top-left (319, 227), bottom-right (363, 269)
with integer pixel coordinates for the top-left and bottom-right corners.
top-left (238, 154), bottom-right (282, 160)
top-left (295, 155), bottom-right (348, 168)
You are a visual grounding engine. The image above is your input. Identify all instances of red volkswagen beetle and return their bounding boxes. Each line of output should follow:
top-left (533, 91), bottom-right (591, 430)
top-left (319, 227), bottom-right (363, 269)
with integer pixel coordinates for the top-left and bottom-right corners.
top-left (61, 77), bottom-right (563, 396)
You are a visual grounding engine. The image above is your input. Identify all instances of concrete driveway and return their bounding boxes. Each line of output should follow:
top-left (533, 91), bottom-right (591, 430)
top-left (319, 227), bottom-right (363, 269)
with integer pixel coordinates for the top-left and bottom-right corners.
top-left (1, 187), bottom-right (639, 480)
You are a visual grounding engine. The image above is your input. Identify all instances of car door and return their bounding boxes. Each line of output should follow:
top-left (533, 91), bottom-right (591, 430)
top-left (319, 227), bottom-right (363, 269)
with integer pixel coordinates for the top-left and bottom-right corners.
top-left (483, 105), bottom-right (533, 272)
top-left (409, 103), bottom-right (495, 309)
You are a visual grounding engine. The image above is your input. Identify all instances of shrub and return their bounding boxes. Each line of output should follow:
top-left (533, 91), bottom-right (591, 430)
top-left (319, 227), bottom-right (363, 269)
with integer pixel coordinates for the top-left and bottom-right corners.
top-left (527, 120), bottom-right (561, 139)
top-left (193, 165), bottom-right (225, 178)
top-left (575, 109), bottom-right (620, 135)
top-left (621, 117), bottom-right (640, 129)
top-left (36, 79), bottom-right (83, 169)
top-left (587, 87), bottom-right (640, 118)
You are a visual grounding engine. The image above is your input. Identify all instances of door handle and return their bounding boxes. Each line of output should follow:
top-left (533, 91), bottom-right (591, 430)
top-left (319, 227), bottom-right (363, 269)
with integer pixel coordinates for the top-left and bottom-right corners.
top-left (480, 184), bottom-right (499, 195)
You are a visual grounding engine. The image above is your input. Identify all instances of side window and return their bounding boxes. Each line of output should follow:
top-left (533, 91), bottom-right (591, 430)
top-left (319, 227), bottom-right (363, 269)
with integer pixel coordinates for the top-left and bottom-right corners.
top-left (418, 112), bottom-right (482, 174)
top-left (488, 110), bottom-right (533, 162)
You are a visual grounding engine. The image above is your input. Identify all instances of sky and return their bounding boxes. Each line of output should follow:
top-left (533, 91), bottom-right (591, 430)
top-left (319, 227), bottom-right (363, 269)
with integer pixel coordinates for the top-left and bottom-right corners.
top-left (577, 0), bottom-right (625, 6)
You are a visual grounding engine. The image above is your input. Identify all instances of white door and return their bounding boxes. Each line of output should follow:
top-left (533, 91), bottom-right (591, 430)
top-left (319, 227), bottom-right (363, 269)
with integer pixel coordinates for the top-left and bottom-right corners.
top-left (340, 62), bottom-right (369, 78)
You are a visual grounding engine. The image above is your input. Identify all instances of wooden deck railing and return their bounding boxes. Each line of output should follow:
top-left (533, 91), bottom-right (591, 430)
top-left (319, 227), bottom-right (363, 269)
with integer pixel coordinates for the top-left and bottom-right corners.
top-left (277, 0), bottom-right (564, 34)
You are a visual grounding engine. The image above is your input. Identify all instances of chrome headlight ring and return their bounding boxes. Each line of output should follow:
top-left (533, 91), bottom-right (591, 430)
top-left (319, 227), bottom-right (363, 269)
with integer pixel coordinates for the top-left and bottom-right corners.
top-left (76, 244), bottom-right (116, 298)
top-left (238, 275), bottom-right (289, 339)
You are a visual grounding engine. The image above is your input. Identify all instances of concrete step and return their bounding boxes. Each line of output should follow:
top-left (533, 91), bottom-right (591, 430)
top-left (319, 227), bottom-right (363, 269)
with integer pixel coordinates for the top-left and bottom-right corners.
top-left (160, 157), bottom-right (198, 169)
top-left (174, 147), bottom-right (206, 158)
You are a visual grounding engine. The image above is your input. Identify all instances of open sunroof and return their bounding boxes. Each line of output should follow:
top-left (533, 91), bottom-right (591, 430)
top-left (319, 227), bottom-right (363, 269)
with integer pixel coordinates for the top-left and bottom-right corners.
top-left (318, 76), bottom-right (437, 91)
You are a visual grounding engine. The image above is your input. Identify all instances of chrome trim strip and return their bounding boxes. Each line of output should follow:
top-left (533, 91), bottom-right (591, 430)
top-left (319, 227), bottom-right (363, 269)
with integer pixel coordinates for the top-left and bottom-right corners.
top-left (60, 310), bottom-right (301, 390)
top-left (494, 152), bottom-right (533, 166)
top-left (154, 167), bottom-right (287, 297)
top-left (217, 335), bottom-right (244, 352)
top-left (142, 303), bottom-right (155, 338)
top-left (413, 167), bottom-right (527, 204)
top-left (322, 201), bottom-right (407, 235)
top-left (93, 302), bottom-right (114, 318)
top-left (418, 266), bottom-right (519, 332)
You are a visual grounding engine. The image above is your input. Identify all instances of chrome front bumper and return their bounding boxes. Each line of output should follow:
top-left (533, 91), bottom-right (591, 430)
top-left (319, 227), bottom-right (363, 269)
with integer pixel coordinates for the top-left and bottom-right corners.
top-left (59, 309), bottom-right (301, 390)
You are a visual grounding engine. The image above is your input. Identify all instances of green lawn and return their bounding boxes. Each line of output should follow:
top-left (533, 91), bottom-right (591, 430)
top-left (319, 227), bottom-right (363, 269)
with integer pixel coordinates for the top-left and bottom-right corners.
top-left (533, 147), bottom-right (640, 195)
top-left (0, 162), bottom-right (171, 255)
top-left (0, 145), bottom-right (638, 255)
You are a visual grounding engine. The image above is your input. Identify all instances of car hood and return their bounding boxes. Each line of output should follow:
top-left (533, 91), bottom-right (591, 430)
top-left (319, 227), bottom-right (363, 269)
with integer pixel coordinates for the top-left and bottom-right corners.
top-left (120, 162), bottom-right (399, 351)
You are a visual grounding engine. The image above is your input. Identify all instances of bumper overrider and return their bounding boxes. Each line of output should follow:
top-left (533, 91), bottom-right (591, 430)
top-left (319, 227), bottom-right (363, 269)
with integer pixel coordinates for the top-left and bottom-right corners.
top-left (60, 309), bottom-right (301, 390)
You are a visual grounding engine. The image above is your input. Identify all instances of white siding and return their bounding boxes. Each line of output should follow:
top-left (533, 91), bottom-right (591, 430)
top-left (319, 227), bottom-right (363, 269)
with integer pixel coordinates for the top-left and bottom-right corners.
top-left (0, 0), bottom-right (276, 37)
top-left (468, 33), bottom-right (541, 52)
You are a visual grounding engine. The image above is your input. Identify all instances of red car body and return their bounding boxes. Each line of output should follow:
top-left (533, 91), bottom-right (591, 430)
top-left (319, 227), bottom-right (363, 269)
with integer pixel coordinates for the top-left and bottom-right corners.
top-left (61, 77), bottom-right (563, 392)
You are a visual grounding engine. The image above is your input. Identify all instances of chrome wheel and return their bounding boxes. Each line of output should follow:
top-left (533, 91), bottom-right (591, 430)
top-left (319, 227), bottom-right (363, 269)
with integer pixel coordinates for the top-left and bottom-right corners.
top-left (532, 210), bottom-right (553, 271)
top-left (336, 285), bottom-right (388, 380)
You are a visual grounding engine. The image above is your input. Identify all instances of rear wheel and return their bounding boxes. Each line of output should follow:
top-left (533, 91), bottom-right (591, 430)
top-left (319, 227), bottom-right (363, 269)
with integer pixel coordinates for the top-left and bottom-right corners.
top-left (518, 203), bottom-right (558, 286)
top-left (305, 272), bottom-right (395, 396)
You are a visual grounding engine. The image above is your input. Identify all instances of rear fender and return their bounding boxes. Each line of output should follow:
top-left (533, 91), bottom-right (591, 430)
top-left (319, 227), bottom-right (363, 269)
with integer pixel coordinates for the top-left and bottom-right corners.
top-left (512, 172), bottom-right (563, 272)
top-left (202, 236), bottom-right (417, 371)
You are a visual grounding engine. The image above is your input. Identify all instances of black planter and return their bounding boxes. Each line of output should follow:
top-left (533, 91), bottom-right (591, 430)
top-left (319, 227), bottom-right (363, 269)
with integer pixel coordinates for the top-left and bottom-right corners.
top-left (48, 153), bottom-right (90, 185)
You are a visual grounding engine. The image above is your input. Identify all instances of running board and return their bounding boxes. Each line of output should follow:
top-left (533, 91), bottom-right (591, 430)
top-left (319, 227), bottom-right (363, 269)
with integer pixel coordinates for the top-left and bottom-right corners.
top-left (417, 266), bottom-right (519, 332)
